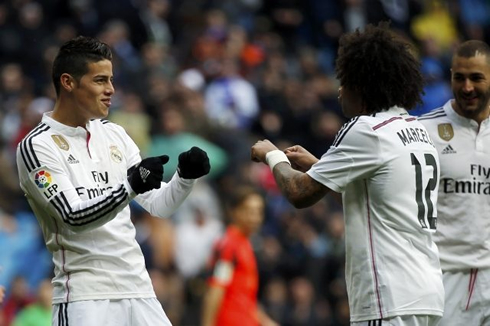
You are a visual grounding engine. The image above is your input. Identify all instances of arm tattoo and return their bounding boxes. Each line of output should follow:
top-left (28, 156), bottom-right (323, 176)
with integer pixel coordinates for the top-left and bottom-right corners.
top-left (273, 162), bottom-right (330, 208)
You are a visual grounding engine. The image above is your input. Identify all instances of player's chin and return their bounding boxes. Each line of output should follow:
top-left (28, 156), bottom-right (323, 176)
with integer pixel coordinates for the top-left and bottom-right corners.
top-left (98, 107), bottom-right (110, 118)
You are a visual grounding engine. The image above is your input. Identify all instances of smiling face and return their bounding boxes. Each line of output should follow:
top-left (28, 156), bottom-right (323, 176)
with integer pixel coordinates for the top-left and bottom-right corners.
top-left (451, 53), bottom-right (490, 123)
top-left (69, 59), bottom-right (114, 124)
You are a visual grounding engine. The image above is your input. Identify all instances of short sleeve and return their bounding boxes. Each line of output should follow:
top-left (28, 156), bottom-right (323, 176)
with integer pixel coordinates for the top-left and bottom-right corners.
top-left (208, 240), bottom-right (236, 287)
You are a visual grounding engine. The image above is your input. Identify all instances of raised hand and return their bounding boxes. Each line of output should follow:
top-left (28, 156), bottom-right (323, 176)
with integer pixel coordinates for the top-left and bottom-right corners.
top-left (128, 155), bottom-right (169, 194)
top-left (284, 145), bottom-right (319, 172)
top-left (250, 139), bottom-right (280, 164)
top-left (177, 147), bottom-right (210, 179)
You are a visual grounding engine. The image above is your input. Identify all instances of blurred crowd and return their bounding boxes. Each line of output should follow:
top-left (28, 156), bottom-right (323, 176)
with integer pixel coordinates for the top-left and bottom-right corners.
top-left (0, 0), bottom-right (488, 325)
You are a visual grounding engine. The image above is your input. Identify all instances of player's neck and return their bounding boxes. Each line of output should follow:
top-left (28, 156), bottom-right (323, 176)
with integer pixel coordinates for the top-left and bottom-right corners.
top-left (52, 100), bottom-right (89, 128)
top-left (51, 95), bottom-right (89, 128)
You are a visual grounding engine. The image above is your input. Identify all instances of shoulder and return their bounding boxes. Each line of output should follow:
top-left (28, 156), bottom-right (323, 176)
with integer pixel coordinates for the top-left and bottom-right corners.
top-left (212, 236), bottom-right (238, 262)
top-left (332, 115), bottom-right (387, 148)
top-left (93, 118), bottom-right (125, 132)
top-left (332, 116), bottom-right (364, 147)
top-left (417, 106), bottom-right (447, 123)
top-left (17, 122), bottom-right (55, 172)
top-left (18, 122), bottom-right (52, 145)
top-left (17, 122), bottom-right (55, 156)
top-left (91, 119), bottom-right (131, 140)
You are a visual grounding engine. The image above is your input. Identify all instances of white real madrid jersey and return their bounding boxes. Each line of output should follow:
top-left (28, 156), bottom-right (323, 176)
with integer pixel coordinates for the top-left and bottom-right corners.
top-left (307, 107), bottom-right (444, 322)
top-left (16, 112), bottom-right (195, 303)
top-left (419, 100), bottom-right (490, 272)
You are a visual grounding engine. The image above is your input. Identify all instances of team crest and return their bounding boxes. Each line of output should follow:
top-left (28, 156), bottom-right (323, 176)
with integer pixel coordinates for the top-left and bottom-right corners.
top-left (34, 170), bottom-right (52, 188)
top-left (51, 135), bottom-right (69, 151)
top-left (437, 123), bottom-right (454, 141)
top-left (110, 145), bottom-right (123, 163)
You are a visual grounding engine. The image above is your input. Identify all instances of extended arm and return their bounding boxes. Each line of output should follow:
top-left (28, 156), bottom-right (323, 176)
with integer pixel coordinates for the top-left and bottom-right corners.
top-left (251, 140), bottom-right (330, 208)
top-left (135, 146), bottom-right (210, 218)
top-left (271, 162), bottom-right (330, 208)
top-left (201, 285), bottom-right (225, 326)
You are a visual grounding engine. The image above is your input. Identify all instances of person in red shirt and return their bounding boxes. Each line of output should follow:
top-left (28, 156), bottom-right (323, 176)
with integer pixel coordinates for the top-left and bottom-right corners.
top-left (201, 186), bottom-right (277, 326)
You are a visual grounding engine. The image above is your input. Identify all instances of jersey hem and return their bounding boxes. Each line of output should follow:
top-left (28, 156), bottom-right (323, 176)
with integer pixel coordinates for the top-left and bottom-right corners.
top-left (52, 292), bottom-right (156, 304)
top-left (350, 309), bottom-right (444, 322)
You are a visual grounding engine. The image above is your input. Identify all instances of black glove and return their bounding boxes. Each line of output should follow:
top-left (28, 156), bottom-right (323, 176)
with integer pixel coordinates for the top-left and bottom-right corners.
top-left (177, 147), bottom-right (210, 179)
top-left (128, 155), bottom-right (169, 194)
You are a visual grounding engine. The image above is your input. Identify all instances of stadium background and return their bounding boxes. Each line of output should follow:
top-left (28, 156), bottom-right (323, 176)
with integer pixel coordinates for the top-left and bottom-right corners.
top-left (0, 0), bottom-right (486, 325)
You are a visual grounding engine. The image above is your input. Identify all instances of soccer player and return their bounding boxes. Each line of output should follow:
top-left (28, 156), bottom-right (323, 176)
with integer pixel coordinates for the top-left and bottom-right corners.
top-left (419, 40), bottom-right (490, 326)
top-left (201, 186), bottom-right (278, 326)
top-left (251, 23), bottom-right (444, 325)
top-left (16, 36), bottom-right (210, 326)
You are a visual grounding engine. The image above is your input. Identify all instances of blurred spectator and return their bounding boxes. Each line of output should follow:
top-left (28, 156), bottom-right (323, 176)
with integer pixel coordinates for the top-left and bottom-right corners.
top-left (284, 277), bottom-right (331, 326)
top-left (150, 269), bottom-right (185, 326)
top-left (0, 139), bottom-right (22, 214)
top-left (260, 0), bottom-right (306, 53)
top-left (1, 277), bottom-right (34, 325)
top-left (173, 182), bottom-right (224, 279)
top-left (14, 1), bottom-right (50, 87)
top-left (0, 63), bottom-right (34, 149)
top-left (139, 0), bottom-right (173, 47)
top-left (261, 277), bottom-right (288, 325)
top-left (11, 97), bottom-right (53, 151)
top-left (0, 285), bottom-right (4, 304)
top-left (411, 0), bottom-right (459, 51)
top-left (98, 19), bottom-right (142, 85)
top-left (132, 205), bottom-right (175, 271)
top-left (202, 186), bottom-right (278, 326)
top-left (109, 92), bottom-right (152, 153)
top-left (147, 101), bottom-right (229, 180)
top-left (457, 0), bottom-right (490, 41)
top-left (12, 279), bottom-right (52, 326)
top-left (204, 57), bottom-right (260, 130)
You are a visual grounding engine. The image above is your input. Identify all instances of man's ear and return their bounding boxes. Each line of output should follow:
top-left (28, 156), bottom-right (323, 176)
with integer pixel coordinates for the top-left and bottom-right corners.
top-left (60, 73), bottom-right (76, 92)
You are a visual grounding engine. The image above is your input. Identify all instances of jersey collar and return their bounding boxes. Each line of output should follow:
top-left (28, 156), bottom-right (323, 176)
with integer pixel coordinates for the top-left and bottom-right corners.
top-left (445, 100), bottom-right (480, 129)
top-left (42, 112), bottom-right (92, 137)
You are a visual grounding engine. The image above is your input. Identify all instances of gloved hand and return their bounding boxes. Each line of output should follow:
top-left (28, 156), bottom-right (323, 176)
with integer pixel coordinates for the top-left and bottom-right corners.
top-left (177, 147), bottom-right (210, 179)
top-left (128, 155), bottom-right (169, 194)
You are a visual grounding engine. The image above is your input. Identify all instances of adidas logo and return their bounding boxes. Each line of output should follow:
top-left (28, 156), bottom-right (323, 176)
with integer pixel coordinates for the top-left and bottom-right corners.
top-left (441, 144), bottom-right (456, 154)
top-left (139, 166), bottom-right (150, 183)
top-left (67, 154), bottom-right (80, 164)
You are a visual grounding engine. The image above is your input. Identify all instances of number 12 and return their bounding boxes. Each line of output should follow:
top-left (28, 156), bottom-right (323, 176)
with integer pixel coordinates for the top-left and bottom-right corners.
top-left (411, 153), bottom-right (437, 230)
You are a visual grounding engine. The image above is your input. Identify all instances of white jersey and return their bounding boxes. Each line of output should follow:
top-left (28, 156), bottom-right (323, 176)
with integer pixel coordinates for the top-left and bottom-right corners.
top-left (307, 107), bottom-right (444, 322)
top-left (419, 100), bottom-right (490, 271)
top-left (16, 112), bottom-right (195, 304)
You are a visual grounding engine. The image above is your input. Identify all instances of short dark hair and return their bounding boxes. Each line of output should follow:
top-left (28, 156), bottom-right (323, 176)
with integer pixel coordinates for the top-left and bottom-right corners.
top-left (454, 40), bottom-right (490, 61)
top-left (52, 36), bottom-right (112, 96)
top-left (226, 186), bottom-right (263, 211)
top-left (335, 22), bottom-right (424, 113)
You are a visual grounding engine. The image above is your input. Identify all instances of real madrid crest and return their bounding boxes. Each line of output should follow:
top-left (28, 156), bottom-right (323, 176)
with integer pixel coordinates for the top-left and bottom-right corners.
top-left (51, 135), bottom-right (69, 151)
top-left (437, 123), bottom-right (454, 141)
top-left (110, 145), bottom-right (123, 163)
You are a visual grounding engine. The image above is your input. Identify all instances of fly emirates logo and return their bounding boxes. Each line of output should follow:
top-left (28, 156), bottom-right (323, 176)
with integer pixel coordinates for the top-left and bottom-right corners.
top-left (75, 171), bottom-right (114, 199)
top-left (443, 164), bottom-right (490, 195)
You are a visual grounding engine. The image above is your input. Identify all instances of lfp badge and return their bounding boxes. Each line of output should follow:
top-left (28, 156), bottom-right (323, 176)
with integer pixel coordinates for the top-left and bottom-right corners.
top-left (35, 170), bottom-right (52, 188)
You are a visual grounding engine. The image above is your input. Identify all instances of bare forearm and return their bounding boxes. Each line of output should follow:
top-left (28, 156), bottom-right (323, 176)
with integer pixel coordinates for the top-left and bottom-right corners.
top-left (273, 162), bottom-right (330, 208)
top-left (201, 286), bottom-right (224, 326)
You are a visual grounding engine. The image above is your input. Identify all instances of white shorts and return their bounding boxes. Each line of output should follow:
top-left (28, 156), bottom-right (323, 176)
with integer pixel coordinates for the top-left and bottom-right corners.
top-left (52, 298), bottom-right (172, 326)
top-left (351, 315), bottom-right (440, 326)
top-left (438, 269), bottom-right (490, 326)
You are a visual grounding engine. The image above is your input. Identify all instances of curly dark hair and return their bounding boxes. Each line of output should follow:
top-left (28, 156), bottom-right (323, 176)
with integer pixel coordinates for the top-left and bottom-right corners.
top-left (335, 22), bottom-right (424, 113)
